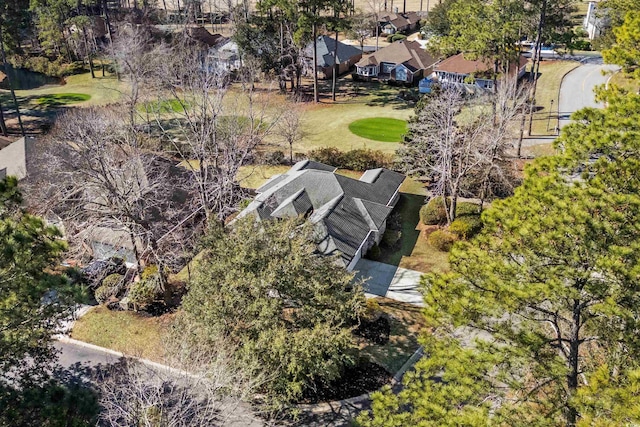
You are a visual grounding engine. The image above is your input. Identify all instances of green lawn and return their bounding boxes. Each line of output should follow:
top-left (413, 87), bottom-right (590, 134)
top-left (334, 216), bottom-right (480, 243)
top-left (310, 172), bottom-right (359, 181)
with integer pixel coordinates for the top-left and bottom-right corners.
top-left (71, 306), bottom-right (173, 362)
top-left (297, 80), bottom-right (415, 154)
top-left (348, 117), bottom-right (408, 142)
top-left (530, 60), bottom-right (580, 136)
top-left (377, 178), bottom-right (451, 273)
top-left (34, 93), bottom-right (91, 106)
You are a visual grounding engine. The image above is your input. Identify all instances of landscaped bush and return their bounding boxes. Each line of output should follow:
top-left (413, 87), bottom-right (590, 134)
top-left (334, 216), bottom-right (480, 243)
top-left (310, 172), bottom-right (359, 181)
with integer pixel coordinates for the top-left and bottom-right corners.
top-left (456, 201), bottom-right (480, 216)
top-left (128, 277), bottom-right (161, 309)
top-left (427, 229), bottom-right (457, 252)
top-left (263, 150), bottom-right (286, 165)
top-left (363, 299), bottom-right (382, 322)
top-left (386, 34), bottom-right (407, 42)
top-left (308, 147), bottom-right (393, 171)
top-left (420, 196), bottom-right (448, 225)
top-left (101, 273), bottom-right (124, 290)
top-left (141, 265), bottom-right (159, 281)
top-left (342, 149), bottom-right (394, 170)
top-left (308, 147), bottom-right (344, 166)
top-left (449, 215), bottom-right (483, 240)
top-left (367, 243), bottom-right (382, 260)
top-left (95, 285), bottom-right (116, 304)
top-left (381, 229), bottom-right (402, 248)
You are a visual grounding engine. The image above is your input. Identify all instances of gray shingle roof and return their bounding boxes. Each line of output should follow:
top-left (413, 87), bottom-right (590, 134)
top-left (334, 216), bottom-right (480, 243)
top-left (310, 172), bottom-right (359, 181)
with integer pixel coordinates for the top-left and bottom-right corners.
top-left (238, 161), bottom-right (405, 267)
top-left (306, 36), bottom-right (363, 68)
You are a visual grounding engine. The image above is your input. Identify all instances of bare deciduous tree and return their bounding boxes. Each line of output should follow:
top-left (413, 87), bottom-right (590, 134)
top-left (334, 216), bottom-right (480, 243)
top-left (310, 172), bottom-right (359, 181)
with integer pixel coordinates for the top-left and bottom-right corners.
top-left (147, 34), bottom-right (281, 222)
top-left (275, 103), bottom-right (305, 164)
top-left (26, 107), bottom-right (198, 282)
top-left (399, 87), bottom-right (487, 223)
top-left (96, 324), bottom-right (262, 427)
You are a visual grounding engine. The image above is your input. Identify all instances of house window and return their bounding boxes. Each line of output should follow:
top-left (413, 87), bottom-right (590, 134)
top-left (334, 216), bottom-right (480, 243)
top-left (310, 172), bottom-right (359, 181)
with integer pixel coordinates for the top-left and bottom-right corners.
top-left (395, 66), bottom-right (407, 82)
top-left (381, 63), bottom-right (395, 74)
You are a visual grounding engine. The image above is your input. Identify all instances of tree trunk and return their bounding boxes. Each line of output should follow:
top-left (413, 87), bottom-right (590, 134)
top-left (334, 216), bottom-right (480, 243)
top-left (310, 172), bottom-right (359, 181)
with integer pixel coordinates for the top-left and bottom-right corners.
top-left (0, 102), bottom-right (7, 137)
top-left (332, 28), bottom-right (339, 102)
top-left (566, 297), bottom-right (581, 427)
top-left (312, 22), bottom-right (319, 103)
top-left (527, 0), bottom-right (547, 136)
top-left (0, 25), bottom-right (25, 136)
top-left (82, 27), bottom-right (96, 79)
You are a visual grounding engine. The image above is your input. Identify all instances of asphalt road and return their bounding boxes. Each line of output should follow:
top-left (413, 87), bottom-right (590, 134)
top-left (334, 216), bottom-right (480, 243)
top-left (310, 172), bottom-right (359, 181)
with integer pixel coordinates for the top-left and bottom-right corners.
top-left (54, 340), bottom-right (120, 369)
top-left (558, 59), bottom-right (620, 128)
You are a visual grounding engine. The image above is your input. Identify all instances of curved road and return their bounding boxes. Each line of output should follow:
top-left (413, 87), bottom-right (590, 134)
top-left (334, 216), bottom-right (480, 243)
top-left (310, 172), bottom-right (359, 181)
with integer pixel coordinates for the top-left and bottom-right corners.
top-left (558, 59), bottom-right (620, 128)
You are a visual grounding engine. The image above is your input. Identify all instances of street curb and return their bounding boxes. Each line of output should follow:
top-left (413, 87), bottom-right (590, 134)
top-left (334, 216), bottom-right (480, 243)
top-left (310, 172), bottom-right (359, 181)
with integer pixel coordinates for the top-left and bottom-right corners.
top-left (54, 335), bottom-right (194, 378)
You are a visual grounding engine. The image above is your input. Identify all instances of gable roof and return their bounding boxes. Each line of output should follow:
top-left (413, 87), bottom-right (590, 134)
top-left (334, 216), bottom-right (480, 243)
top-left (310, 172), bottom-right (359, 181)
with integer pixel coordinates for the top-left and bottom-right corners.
top-left (356, 40), bottom-right (438, 72)
top-left (435, 53), bottom-right (528, 76)
top-left (186, 26), bottom-right (227, 48)
top-left (379, 13), bottom-right (410, 28)
top-left (238, 160), bottom-right (405, 267)
top-left (0, 136), bottom-right (36, 181)
top-left (305, 36), bottom-right (363, 68)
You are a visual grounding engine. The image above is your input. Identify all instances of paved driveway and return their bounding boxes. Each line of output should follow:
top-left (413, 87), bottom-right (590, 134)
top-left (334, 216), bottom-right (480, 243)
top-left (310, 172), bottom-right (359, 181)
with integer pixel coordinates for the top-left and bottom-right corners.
top-left (354, 259), bottom-right (424, 306)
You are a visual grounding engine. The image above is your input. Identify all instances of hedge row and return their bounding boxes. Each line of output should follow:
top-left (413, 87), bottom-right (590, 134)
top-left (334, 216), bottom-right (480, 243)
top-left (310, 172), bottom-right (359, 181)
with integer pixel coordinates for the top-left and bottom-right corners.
top-left (308, 147), bottom-right (394, 171)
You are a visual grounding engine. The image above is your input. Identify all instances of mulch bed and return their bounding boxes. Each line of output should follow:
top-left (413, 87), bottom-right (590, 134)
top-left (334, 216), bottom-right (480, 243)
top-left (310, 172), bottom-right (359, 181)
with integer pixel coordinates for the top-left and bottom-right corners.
top-left (299, 359), bottom-right (392, 404)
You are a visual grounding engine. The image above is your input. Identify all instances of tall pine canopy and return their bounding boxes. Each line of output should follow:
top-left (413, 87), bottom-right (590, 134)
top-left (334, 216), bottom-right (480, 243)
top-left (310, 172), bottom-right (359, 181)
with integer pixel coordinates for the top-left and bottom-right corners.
top-left (358, 89), bottom-right (640, 426)
top-left (0, 177), bottom-right (76, 383)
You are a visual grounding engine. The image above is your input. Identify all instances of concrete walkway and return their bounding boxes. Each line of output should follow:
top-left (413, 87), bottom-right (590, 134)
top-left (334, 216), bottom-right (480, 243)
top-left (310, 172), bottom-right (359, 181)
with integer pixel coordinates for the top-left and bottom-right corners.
top-left (354, 259), bottom-right (425, 306)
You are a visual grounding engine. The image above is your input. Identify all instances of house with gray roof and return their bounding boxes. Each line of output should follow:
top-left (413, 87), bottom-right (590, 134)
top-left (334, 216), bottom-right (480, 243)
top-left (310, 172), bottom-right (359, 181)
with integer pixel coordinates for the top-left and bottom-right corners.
top-left (304, 35), bottom-right (363, 79)
top-left (0, 136), bottom-right (36, 181)
top-left (236, 160), bottom-right (405, 270)
top-left (355, 40), bottom-right (439, 84)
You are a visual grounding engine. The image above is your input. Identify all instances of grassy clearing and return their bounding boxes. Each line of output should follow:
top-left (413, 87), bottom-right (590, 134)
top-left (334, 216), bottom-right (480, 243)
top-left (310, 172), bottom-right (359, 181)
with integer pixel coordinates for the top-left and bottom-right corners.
top-left (236, 164), bottom-right (291, 189)
top-left (530, 60), bottom-right (580, 136)
top-left (610, 72), bottom-right (640, 93)
top-left (298, 80), bottom-right (415, 154)
top-left (139, 99), bottom-right (188, 113)
top-left (348, 117), bottom-right (408, 142)
top-left (523, 142), bottom-right (557, 157)
top-left (34, 93), bottom-right (91, 106)
top-left (71, 306), bottom-right (172, 362)
top-left (359, 297), bottom-right (425, 374)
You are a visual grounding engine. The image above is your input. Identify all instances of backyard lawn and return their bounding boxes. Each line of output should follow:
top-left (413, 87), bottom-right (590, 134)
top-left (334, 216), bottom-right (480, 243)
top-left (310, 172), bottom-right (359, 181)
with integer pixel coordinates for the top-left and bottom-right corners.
top-left (377, 178), bottom-right (451, 273)
top-left (71, 306), bottom-right (173, 362)
top-left (529, 60), bottom-right (580, 136)
top-left (348, 117), bottom-right (408, 142)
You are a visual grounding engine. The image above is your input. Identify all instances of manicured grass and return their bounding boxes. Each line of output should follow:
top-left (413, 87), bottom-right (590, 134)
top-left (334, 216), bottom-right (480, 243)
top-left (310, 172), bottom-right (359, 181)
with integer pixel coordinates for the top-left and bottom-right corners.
top-left (359, 297), bottom-right (425, 374)
top-left (71, 306), bottom-right (173, 362)
top-left (530, 60), bottom-right (580, 136)
top-left (34, 93), bottom-right (90, 106)
top-left (348, 117), bottom-right (408, 143)
top-left (298, 80), bottom-right (414, 154)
